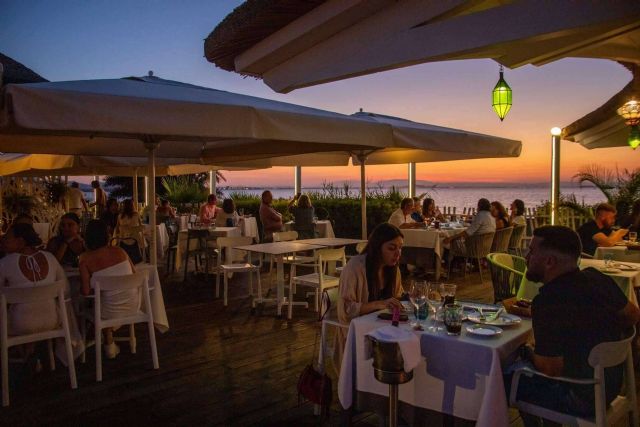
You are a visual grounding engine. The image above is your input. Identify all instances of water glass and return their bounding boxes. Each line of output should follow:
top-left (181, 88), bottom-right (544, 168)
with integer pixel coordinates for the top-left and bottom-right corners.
top-left (444, 304), bottom-right (463, 336)
top-left (313, 216), bottom-right (319, 223)
top-left (238, 208), bottom-right (245, 217)
top-left (604, 253), bottom-right (614, 268)
top-left (629, 232), bottom-right (637, 243)
top-left (426, 282), bottom-right (442, 331)
top-left (440, 283), bottom-right (457, 306)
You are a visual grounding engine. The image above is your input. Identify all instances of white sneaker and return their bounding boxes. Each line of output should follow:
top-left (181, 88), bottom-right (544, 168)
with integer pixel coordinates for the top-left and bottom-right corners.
top-left (104, 342), bottom-right (120, 359)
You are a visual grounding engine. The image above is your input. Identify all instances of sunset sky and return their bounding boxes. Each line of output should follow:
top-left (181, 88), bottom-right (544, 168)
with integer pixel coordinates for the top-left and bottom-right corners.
top-left (2, 1), bottom-right (636, 187)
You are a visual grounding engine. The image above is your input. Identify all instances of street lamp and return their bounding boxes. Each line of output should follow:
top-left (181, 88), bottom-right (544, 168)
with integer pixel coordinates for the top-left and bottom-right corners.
top-left (550, 127), bottom-right (562, 225)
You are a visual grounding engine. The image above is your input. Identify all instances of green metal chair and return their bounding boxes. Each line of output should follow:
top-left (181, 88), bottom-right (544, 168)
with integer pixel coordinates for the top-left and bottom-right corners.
top-left (486, 252), bottom-right (526, 303)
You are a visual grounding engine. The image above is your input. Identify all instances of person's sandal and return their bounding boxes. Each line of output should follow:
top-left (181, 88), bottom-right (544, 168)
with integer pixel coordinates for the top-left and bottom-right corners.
top-left (103, 342), bottom-right (120, 359)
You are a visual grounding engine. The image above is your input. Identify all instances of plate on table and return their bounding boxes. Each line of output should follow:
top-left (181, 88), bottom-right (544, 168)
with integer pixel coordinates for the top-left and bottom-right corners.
top-left (611, 263), bottom-right (639, 272)
top-left (599, 267), bottom-right (622, 274)
top-left (467, 312), bottom-right (521, 326)
top-left (466, 324), bottom-right (502, 337)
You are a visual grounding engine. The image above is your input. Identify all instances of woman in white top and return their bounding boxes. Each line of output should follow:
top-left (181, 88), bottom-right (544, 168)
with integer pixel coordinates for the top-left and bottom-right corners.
top-left (0, 224), bottom-right (67, 337)
top-left (80, 220), bottom-right (138, 359)
top-left (444, 198), bottom-right (496, 244)
top-left (215, 198), bottom-right (240, 227)
top-left (510, 199), bottom-right (526, 226)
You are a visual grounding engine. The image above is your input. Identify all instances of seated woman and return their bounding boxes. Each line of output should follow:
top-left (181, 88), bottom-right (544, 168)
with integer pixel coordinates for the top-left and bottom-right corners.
top-left (156, 199), bottom-right (176, 224)
top-left (100, 198), bottom-right (119, 236)
top-left (79, 220), bottom-right (138, 359)
top-left (0, 223), bottom-right (67, 338)
top-left (215, 198), bottom-right (240, 227)
top-left (422, 198), bottom-right (445, 223)
top-left (46, 213), bottom-right (86, 268)
top-left (288, 194), bottom-right (316, 239)
top-left (199, 194), bottom-right (221, 225)
top-left (509, 199), bottom-right (526, 226)
top-left (334, 223), bottom-right (404, 373)
top-left (491, 201), bottom-right (510, 229)
top-left (114, 199), bottom-right (144, 264)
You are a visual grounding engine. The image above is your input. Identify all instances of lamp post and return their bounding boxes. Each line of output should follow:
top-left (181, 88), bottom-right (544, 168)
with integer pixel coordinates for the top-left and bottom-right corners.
top-left (550, 127), bottom-right (562, 225)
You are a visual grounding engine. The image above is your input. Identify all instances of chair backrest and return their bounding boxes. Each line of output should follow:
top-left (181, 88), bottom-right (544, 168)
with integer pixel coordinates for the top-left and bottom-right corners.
top-left (356, 242), bottom-right (367, 254)
top-left (508, 225), bottom-right (526, 249)
top-left (91, 271), bottom-right (148, 292)
top-left (491, 227), bottom-right (513, 253)
top-left (0, 280), bottom-right (65, 305)
top-left (486, 253), bottom-right (526, 302)
top-left (217, 236), bottom-right (254, 264)
top-left (588, 328), bottom-right (635, 369)
top-left (320, 287), bottom-right (340, 320)
top-left (317, 247), bottom-right (346, 278)
top-left (466, 232), bottom-right (495, 258)
top-left (273, 230), bottom-right (298, 242)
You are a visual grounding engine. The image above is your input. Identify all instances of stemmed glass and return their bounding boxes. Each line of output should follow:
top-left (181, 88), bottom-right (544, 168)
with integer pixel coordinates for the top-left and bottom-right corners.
top-left (409, 281), bottom-right (427, 329)
top-left (426, 282), bottom-right (442, 331)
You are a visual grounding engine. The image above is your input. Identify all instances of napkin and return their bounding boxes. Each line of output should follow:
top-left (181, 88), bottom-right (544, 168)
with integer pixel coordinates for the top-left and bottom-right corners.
top-left (365, 325), bottom-right (421, 372)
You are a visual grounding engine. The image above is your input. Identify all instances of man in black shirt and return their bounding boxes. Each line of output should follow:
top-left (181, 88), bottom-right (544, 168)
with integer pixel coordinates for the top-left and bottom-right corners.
top-left (577, 203), bottom-right (628, 255)
top-left (506, 226), bottom-right (639, 424)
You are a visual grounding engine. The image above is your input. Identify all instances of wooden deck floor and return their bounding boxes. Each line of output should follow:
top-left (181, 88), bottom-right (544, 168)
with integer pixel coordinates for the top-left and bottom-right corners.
top-left (0, 263), bottom-right (633, 426)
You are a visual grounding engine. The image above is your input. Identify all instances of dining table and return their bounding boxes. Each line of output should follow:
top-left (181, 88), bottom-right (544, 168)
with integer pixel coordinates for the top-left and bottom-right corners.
top-left (594, 242), bottom-right (640, 263)
top-left (401, 224), bottom-right (466, 277)
top-left (338, 307), bottom-right (532, 427)
top-left (518, 258), bottom-right (640, 306)
top-left (234, 241), bottom-right (326, 318)
top-left (174, 226), bottom-right (241, 270)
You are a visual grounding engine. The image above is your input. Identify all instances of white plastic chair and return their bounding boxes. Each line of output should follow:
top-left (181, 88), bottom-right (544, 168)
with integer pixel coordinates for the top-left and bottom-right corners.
top-left (85, 271), bottom-right (159, 382)
top-left (1, 280), bottom-right (77, 406)
top-left (337, 242), bottom-right (367, 275)
top-left (510, 328), bottom-right (638, 427)
top-left (216, 237), bottom-right (261, 307)
top-left (291, 247), bottom-right (346, 318)
top-left (318, 287), bottom-right (349, 370)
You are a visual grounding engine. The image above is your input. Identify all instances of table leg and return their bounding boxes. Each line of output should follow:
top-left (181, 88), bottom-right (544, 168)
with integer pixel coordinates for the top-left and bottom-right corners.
top-left (276, 254), bottom-right (284, 317)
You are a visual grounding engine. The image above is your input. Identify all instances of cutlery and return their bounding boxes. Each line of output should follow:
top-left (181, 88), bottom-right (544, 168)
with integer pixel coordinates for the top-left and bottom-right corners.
top-left (486, 307), bottom-right (504, 322)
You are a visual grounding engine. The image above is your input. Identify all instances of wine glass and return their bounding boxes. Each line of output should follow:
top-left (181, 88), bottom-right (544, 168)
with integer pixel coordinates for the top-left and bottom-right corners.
top-left (426, 282), bottom-right (442, 331)
top-left (604, 252), bottom-right (614, 268)
top-left (409, 281), bottom-right (427, 328)
top-left (629, 232), bottom-right (637, 244)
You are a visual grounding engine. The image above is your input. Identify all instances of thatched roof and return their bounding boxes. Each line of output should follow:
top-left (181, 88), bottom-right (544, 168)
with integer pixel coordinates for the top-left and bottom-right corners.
top-left (205, 0), bottom-right (325, 72)
top-left (563, 62), bottom-right (640, 141)
top-left (0, 53), bottom-right (48, 85)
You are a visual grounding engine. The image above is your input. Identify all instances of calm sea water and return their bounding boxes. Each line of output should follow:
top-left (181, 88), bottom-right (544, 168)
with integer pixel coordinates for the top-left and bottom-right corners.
top-left (220, 185), bottom-right (606, 210)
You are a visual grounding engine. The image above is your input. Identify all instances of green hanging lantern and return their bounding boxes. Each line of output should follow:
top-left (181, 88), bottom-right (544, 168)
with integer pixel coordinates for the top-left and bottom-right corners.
top-left (492, 65), bottom-right (512, 121)
top-left (628, 125), bottom-right (640, 150)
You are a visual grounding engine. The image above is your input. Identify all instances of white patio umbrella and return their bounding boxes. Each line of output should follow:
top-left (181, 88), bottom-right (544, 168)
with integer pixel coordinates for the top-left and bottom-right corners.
top-left (205, 1), bottom-right (640, 93)
top-left (0, 75), bottom-right (390, 263)
top-left (224, 110), bottom-right (521, 238)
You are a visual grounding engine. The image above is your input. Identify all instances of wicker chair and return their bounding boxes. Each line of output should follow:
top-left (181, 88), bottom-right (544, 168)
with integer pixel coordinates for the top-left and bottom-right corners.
top-left (486, 253), bottom-right (526, 303)
top-left (447, 232), bottom-right (494, 282)
top-left (491, 226), bottom-right (513, 253)
top-left (508, 225), bottom-right (526, 256)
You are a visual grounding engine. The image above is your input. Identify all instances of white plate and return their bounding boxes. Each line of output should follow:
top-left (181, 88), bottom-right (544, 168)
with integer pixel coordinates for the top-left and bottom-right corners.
top-left (600, 267), bottom-right (622, 274)
top-left (467, 312), bottom-right (521, 326)
top-left (466, 324), bottom-right (502, 336)
top-left (611, 263), bottom-right (639, 271)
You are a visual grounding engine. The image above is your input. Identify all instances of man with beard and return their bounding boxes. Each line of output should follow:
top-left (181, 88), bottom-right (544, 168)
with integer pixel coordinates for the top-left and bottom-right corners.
top-left (577, 203), bottom-right (628, 256)
top-left (506, 226), bottom-right (639, 424)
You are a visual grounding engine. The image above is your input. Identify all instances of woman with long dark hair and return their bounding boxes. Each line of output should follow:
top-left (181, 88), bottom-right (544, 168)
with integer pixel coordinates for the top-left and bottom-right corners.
top-left (490, 201), bottom-right (510, 229)
top-left (334, 223), bottom-right (404, 372)
top-left (46, 212), bottom-right (86, 267)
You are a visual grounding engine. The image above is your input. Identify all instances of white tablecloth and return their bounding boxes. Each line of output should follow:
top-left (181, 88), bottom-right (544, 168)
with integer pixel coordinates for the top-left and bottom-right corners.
top-left (339, 311), bottom-right (531, 426)
top-left (401, 228), bottom-right (461, 259)
top-left (239, 216), bottom-right (259, 242)
top-left (285, 220), bottom-right (335, 238)
top-left (144, 223), bottom-right (169, 260)
top-left (137, 263), bottom-right (170, 333)
top-left (594, 245), bottom-right (640, 263)
top-left (175, 226), bottom-right (241, 270)
top-left (519, 259), bottom-right (640, 307)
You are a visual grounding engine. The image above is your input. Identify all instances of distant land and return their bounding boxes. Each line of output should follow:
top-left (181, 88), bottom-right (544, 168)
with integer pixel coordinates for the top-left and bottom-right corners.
top-left (220, 179), bottom-right (596, 190)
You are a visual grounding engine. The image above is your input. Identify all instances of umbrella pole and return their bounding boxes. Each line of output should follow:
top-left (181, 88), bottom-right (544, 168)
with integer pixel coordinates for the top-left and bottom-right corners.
top-left (133, 168), bottom-right (139, 210)
top-left (145, 139), bottom-right (159, 265)
top-left (550, 129), bottom-right (561, 225)
top-left (294, 166), bottom-right (302, 195)
top-left (357, 154), bottom-right (368, 240)
top-left (408, 163), bottom-right (416, 198)
top-left (208, 170), bottom-right (216, 195)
